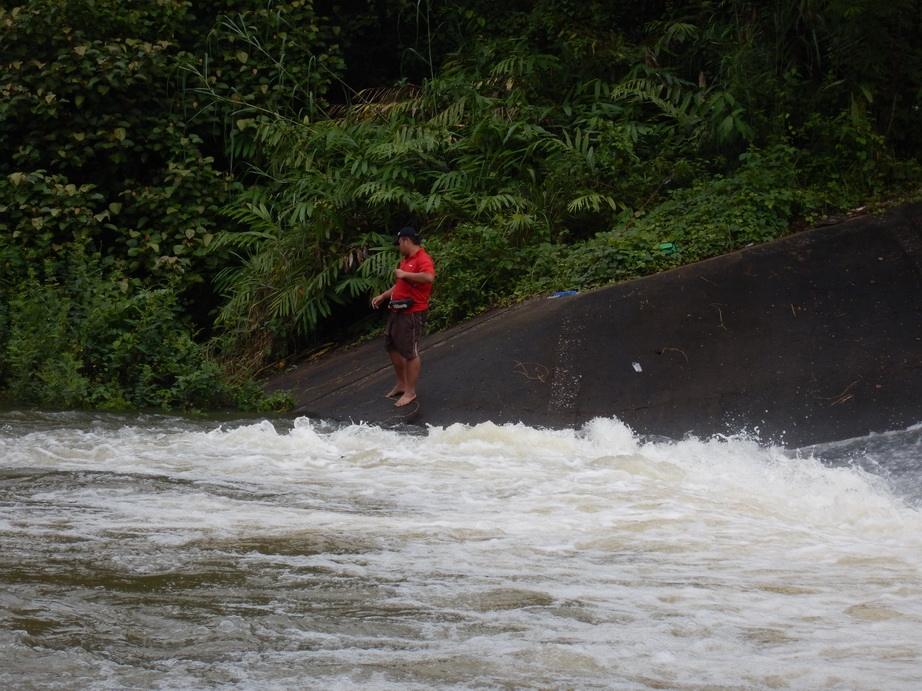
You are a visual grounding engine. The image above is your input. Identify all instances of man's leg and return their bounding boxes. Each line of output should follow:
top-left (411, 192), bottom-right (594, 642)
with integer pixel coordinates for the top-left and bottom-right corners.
top-left (395, 355), bottom-right (420, 407)
top-left (386, 349), bottom-right (407, 398)
top-left (395, 313), bottom-right (424, 407)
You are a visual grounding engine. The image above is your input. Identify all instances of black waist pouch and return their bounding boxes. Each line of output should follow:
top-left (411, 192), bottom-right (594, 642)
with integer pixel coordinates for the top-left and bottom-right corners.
top-left (388, 298), bottom-right (414, 311)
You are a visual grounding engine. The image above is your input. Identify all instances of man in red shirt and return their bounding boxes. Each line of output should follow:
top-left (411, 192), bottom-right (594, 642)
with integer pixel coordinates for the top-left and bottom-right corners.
top-left (371, 227), bottom-right (436, 407)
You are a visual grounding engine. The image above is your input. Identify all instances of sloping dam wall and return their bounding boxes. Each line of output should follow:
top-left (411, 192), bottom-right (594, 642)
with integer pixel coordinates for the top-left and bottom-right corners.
top-left (266, 204), bottom-right (922, 447)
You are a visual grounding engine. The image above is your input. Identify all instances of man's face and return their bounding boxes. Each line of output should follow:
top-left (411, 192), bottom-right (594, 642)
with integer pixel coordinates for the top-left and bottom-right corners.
top-left (398, 237), bottom-right (413, 256)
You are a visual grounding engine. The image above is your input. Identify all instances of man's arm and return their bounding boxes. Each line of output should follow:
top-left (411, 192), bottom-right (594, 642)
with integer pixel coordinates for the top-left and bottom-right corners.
top-left (394, 269), bottom-right (435, 284)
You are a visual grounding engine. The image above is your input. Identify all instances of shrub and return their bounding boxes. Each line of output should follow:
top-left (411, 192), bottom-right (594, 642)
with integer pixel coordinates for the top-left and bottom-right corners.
top-left (0, 255), bottom-right (285, 411)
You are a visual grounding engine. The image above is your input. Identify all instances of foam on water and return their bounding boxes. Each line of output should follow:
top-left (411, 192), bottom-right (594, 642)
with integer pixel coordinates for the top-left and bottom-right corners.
top-left (1, 412), bottom-right (922, 689)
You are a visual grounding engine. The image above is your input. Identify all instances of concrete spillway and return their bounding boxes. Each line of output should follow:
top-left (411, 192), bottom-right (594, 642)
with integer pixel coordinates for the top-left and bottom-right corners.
top-left (266, 204), bottom-right (922, 446)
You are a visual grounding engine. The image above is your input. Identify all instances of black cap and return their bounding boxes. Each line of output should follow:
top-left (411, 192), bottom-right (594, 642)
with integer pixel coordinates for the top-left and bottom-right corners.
top-left (395, 226), bottom-right (421, 244)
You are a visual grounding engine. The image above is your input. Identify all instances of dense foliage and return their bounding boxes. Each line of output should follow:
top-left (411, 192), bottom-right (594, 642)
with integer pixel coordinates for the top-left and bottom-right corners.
top-left (1, 0), bottom-right (920, 409)
top-left (215, 0), bottom-right (922, 343)
top-left (0, 0), bottom-right (343, 408)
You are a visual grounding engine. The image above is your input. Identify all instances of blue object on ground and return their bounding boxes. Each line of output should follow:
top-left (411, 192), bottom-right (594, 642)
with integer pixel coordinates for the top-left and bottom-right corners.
top-left (549, 290), bottom-right (579, 299)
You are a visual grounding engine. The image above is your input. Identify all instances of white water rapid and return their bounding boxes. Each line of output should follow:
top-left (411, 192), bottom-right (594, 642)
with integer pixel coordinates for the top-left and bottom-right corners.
top-left (2, 412), bottom-right (921, 689)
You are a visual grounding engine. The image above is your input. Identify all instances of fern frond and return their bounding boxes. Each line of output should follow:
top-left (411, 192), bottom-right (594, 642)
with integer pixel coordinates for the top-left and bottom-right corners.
top-left (476, 193), bottom-right (524, 215)
top-left (567, 193), bottom-right (619, 214)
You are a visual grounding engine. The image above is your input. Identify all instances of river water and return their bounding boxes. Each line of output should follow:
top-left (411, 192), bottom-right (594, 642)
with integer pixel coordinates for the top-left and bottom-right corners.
top-left (1, 411), bottom-right (921, 689)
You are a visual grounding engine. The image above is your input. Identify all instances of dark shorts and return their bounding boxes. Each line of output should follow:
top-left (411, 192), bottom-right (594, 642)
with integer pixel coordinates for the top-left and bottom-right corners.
top-left (385, 310), bottom-right (426, 360)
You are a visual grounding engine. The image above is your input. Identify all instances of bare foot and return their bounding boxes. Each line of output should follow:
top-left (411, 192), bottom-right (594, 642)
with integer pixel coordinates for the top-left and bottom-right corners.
top-left (394, 393), bottom-right (417, 407)
top-left (385, 387), bottom-right (404, 399)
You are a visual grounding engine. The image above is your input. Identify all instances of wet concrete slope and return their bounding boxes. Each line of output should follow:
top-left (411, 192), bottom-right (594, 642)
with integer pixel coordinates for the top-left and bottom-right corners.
top-left (266, 204), bottom-right (922, 446)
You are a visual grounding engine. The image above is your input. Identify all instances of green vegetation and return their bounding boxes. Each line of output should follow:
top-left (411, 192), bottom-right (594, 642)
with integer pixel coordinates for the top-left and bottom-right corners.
top-left (1, 0), bottom-right (920, 410)
top-left (0, 0), bottom-right (342, 409)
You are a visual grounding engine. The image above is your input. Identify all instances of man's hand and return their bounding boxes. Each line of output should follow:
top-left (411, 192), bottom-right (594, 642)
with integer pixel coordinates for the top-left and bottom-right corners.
top-left (372, 286), bottom-right (394, 309)
top-left (394, 268), bottom-right (407, 280)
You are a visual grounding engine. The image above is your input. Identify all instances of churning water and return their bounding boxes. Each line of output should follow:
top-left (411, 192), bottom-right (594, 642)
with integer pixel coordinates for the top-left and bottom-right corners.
top-left (1, 411), bottom-right (921, 690)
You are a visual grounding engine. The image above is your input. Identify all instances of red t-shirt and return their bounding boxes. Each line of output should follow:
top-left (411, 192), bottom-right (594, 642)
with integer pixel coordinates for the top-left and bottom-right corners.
top-left (391, 248), bottom-right (435, 313)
